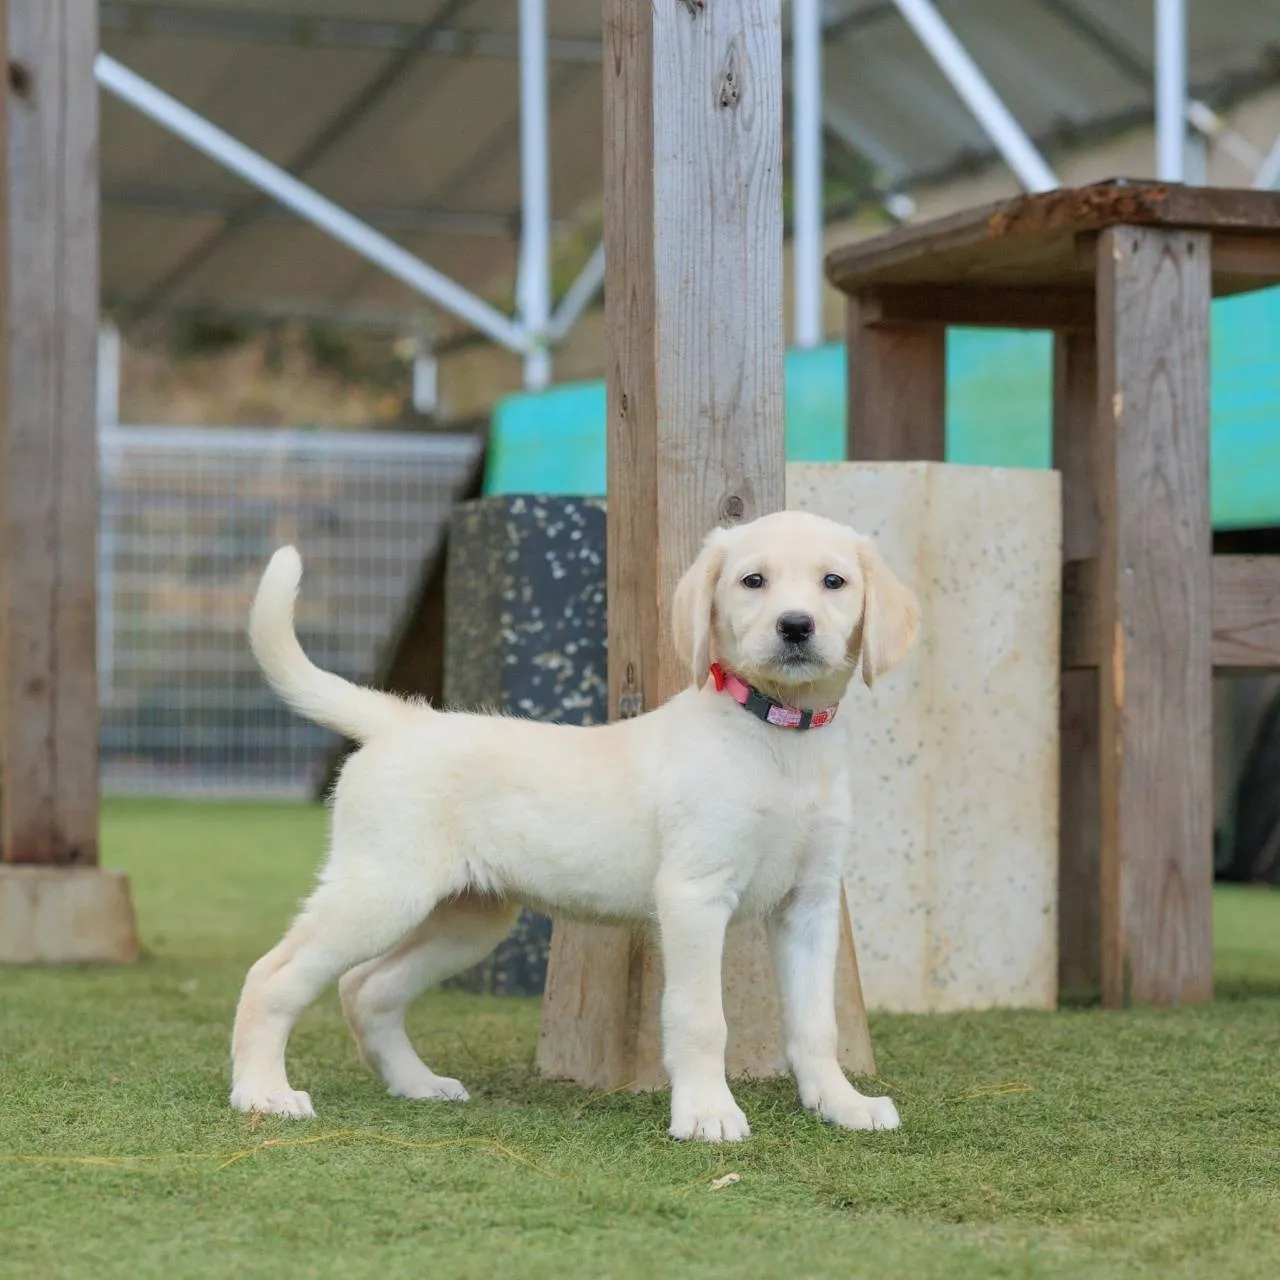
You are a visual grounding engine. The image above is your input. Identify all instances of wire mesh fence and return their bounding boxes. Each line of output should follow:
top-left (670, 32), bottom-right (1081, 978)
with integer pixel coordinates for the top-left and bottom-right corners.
top-left (98, 426), bottom-right (483, 799)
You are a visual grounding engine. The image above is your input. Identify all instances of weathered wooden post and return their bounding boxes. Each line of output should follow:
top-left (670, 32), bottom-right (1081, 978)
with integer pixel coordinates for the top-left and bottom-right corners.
top-left (0, 1), bottom-right (138, 962)
top-left (536, 0), bottom-right (874, 1088)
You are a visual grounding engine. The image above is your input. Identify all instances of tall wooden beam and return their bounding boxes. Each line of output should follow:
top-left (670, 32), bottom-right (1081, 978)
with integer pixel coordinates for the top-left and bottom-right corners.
top-left (1095, 227), bottom-right (1213, 1007)
top-left (1053, 330), bottom-right (1102, 1002)
top-left (0, 1), bottom-right (137, 962)
top-left (846, 302), bottom-right (946, 461)
top-left (537, 0), bottom-right (873, 1088)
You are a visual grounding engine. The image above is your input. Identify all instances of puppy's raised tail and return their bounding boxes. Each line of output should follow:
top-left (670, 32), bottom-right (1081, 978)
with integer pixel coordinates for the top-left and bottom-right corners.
top-left (249, 546), bottom-right (413, 743)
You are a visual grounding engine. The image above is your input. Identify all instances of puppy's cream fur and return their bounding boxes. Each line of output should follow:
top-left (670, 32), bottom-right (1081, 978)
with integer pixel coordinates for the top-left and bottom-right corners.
top-left (230, 510), bottom-right (919, 1142)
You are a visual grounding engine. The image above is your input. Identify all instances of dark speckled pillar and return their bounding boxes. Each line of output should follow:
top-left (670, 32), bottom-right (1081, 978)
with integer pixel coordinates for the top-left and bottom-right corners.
top-left (441, 495), bottom-right (607, 995)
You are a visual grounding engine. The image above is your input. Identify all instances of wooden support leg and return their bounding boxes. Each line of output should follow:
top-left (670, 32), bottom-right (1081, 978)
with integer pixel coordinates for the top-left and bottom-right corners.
top-left (846, 299), bottom-right (946, 460)
top-left (536, 0), bottom-right (875, 1091)
top-left (1053, 330), bottom-right (1102, 1001)
top-left (1095, 227), bottom-right (1214, 1007)
top-left (0, 1), bottom-right (138, 963)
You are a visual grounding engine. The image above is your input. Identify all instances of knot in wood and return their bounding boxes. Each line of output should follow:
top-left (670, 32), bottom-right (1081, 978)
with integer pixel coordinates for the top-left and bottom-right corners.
top-left (718, 43), bottom-right (742, 109)
top-left (720, 494), bottom-right (745, 522)
top-left (8, 60), bottom-right (32, 99)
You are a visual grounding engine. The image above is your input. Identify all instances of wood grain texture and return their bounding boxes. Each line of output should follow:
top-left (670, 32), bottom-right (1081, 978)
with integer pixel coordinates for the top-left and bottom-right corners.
top-left (537, 922), bottom-right (652, 1090)
top-left (846, 299), bottom-right (946, 461)
top-left (1063, 556), bottom-right (1280, 673)
top-left (1211, 557), bottom-right (1280, 670)
top-left (1053, 329), bottom-right (1101, 1001)
top-left (857, 285), bottom-right (1094, 331)
top-left (826, 179), bottom-right (1280, 298)
top-left (1095, 226), bottom-right (1214, 1007)
top-left (0, 3), bottom-right (101, 866)
top-left (538, 0), bottom-right (874, 1087)
top-left (540, 901), bottom-right (875, 1091)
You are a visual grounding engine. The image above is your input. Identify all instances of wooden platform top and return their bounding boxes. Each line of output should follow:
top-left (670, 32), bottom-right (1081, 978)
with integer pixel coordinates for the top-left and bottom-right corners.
top-left (825, 179), bottom-right (1280, 299)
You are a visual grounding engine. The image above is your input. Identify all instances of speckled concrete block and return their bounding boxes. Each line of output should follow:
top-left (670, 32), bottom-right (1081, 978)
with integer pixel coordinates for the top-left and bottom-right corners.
top-left (789, 462), bottom-right (1062, 1013)
top-left (441, 495), bottom-right (607, 994)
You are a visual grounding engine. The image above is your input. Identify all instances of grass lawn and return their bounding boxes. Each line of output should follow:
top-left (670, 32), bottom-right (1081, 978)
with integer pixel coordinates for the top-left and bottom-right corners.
top-left (3, 799), bottom-right (1279, 1279)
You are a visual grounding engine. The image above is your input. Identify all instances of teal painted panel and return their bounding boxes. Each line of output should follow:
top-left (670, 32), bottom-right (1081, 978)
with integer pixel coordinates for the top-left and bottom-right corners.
top-left (946, 329), bottom-right (1052, 469)
top-left (1210, 289), bottom-right (1280, 530)
top-left (783, 344), bottom-right (845, 461)
top-left (486, 288), bottom-right (1280, 528)
top-left (487, 378), bottom-right (608, 497)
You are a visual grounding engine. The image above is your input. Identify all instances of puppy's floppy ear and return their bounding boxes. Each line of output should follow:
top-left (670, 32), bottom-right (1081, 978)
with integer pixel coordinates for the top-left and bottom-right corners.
top-left (856, 538), bottom-right (920, 688)
top-left (671, 527), bottom-right (729, 688)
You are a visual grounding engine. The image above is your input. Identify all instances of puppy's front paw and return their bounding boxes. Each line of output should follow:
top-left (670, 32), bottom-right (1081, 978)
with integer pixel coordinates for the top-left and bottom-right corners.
top-left (389, 1070), bottom-right (470, 1102)
top-left (863, 1094), bottom-right (901, 1131)
top-left (229, 1085), bottom-right (316, 1119)
top-left (809, 1083), bottom-right (900, 1132)
top-left (669, 1089), bottom-right (750, 1143)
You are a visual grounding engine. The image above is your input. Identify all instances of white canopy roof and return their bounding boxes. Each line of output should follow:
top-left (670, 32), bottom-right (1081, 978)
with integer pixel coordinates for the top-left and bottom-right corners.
top-left (99, 0), bottom-right (1280, 338)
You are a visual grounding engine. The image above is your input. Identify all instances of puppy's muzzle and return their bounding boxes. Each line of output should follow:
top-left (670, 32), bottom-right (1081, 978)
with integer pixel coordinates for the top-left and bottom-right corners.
top-left (773, 611), bottom-right (818, 668)
top-left (776, 612), bottom-right (815, 645)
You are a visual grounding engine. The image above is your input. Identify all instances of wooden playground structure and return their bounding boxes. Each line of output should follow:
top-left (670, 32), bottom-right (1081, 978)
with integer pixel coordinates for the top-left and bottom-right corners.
top-left (0, 3), bottom-right (139, 962)
top-left (4, 3), bottom-right (1280, 1089)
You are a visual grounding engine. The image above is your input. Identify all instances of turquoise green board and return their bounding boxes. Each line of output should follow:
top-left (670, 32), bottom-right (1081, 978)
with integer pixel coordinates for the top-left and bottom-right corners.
top-left (486, 287), bottom-right (1280, 529)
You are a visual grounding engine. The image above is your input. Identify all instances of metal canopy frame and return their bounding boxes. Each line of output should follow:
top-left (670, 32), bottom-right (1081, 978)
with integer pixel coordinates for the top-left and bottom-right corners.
top-left (97, 52), bottom-right (531, 352)
top-left (98, 0), bottom-right (1277, 391)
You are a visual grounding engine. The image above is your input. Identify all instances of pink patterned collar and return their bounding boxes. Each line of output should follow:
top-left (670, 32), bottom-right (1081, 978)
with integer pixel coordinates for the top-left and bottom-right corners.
top-left (708, 662), bottom-right (838, 731)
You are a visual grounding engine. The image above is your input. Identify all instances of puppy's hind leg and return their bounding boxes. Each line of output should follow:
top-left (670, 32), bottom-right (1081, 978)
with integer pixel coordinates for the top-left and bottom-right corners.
top-left (340, 893), bottom-right (521, 1102)
top-left (230, 875), bottom-right (441, 1119)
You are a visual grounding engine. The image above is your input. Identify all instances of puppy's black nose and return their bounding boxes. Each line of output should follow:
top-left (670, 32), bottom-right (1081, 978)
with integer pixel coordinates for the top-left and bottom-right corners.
top-left (777, 612), bottom-right (815, 643)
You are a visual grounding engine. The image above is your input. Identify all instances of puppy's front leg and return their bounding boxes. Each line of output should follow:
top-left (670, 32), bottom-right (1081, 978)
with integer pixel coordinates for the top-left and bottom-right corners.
top-left (655, 883), bottom-right (749, 1143)
top-left (768, 877), bottom-right (900, 1132)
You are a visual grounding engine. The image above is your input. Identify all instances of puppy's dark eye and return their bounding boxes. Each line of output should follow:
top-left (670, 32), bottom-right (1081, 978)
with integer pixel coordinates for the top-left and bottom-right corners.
top-left (741, 573), bottom-right (766, 590)
top-left (823, 573), bottom-right (846, 590)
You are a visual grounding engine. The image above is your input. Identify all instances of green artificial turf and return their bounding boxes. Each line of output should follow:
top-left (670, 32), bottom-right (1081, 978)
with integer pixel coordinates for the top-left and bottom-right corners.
top-left (2, 798), bottom-right (1279, 1279)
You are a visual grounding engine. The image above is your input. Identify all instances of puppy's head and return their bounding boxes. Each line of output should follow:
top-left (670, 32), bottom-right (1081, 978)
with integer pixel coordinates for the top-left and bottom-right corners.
top-left (671, 510), bottom-right (919, 704)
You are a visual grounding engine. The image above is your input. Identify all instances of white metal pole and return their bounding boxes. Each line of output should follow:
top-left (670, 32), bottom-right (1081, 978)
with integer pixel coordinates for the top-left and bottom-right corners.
top-left (411, 345), bottom-right (439, 415)
top-left (95, 322), bottom-right (122, 700)
top-left (94, 54), bottom-right (528, 353)
top-left (97, 322), bottom-right (122, 427)
top-left (1254, 133), bottom-right (1280, 190)
top-left (97, 434), bottom-right (120, 706)
top-left (792, 0), bottom-right (824, 349)
top-left (890, 0), bottom-right (1058, 193)
top-left (519, 0), bottom-right (552, 389)
top-left (1155, 0), bottom-right (1188, 181)
top-left (548, 241), bottom-right (605, 343)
